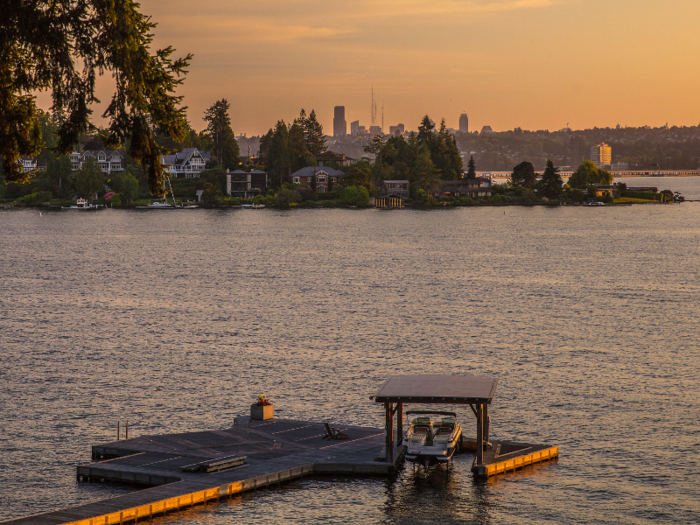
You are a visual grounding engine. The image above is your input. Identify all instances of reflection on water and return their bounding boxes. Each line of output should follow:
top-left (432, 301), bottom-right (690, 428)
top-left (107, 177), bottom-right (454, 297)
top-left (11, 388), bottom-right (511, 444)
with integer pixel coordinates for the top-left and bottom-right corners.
top-left (2, 201), bottom-right (700, 524)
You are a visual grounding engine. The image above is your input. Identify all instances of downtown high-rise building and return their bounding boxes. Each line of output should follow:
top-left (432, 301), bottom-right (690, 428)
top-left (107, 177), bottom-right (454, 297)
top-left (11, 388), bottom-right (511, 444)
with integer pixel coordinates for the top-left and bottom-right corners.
top-left (570, 134), bottom-right (584, 167)
top-left (459, 113), bottom-right (469, 133)
top-left (591, 143), bottom-right (612, 168)
top-left (333, 106), bottom-right (347, 136)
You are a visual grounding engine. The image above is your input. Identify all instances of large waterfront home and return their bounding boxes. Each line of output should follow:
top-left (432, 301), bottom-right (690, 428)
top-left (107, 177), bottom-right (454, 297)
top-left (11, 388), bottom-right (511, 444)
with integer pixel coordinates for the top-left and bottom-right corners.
top-left (290, 166), bottom-right (345, 193)
top-left (70, 150), bottom-right (125, 174)
top-left (226, 169), bottom-right (269, 198)
top-left (160, 148), bottom-right (211, 179)
top-left (436, 177), bottom-right (492, 198)
top-left (18, 156), bottom-right (38, 173)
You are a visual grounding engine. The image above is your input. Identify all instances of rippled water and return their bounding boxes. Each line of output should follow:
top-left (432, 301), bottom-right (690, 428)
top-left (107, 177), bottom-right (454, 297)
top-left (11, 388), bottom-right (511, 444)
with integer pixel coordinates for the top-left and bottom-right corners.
top-left (1, 198), bottom-right (700, 524)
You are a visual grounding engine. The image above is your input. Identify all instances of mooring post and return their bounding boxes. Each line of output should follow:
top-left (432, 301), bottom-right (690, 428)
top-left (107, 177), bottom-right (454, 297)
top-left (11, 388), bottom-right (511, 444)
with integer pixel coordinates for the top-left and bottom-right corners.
top-left (117, 420), bottom-right (120, 441)
top-left (476, 403), bottom-right (483, 466)
top-left (126, 420), bottom-right (129, 440)
top-left (385, 402), bottom-right (394, 464)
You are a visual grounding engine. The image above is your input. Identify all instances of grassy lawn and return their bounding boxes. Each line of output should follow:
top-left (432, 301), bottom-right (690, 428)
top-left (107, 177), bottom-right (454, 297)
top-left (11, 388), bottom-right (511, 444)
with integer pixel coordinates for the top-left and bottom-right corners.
top-left (615, 197), bottom-right (659, 203)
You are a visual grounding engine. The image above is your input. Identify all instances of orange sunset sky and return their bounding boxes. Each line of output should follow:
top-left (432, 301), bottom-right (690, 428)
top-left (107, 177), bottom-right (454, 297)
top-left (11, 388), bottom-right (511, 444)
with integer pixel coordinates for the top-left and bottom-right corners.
top-left (39, 0), bottom-right (700, 136)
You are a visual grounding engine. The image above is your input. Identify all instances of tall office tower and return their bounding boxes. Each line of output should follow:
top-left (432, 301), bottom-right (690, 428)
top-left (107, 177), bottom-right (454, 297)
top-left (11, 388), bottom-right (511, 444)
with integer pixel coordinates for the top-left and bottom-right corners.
top-left (590, 143), bottom-right (612, 168)
top-left (333, 106), bottom-right (347, 136)
top-left (350, 120), bottom-right (360, 135)
top-left (570, 134), bottom-right (583, 167)
top-left (459, 113), bottom-right (469, 133)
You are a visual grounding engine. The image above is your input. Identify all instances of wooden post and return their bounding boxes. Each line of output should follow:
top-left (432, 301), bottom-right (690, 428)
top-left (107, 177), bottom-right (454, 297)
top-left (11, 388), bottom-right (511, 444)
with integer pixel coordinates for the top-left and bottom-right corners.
top-left (385, 402), bottom-right (394, 464)
top-left (483, 404), bottom-right (489, 443)
top-left (396, 402), bottom-right (403, 449)
top-left (117, 421), bottom-right (120, 441)
top-left (476, 403), bottom-right (483, 466)
top-left (126, 420), bottom-right (129, 440)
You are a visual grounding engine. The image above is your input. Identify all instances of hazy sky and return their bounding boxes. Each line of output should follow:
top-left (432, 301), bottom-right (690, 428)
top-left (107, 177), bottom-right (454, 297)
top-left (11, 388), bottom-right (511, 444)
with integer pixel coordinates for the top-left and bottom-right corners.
top-left (41, 0), bottom-right (700, 136)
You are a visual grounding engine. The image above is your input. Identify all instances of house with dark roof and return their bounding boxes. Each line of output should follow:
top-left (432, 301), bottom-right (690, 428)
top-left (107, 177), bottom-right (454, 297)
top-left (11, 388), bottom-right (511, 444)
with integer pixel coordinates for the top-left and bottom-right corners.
top-left (160, 148), bottom-right (211, 178)
top-left (70, 150), bottom-right (125, 174)
top-left (289, 166), bottom-right (345, 193)
top-left (316, 151), bottom-right (353, 167)
top-left (226, 170), bottom-right (269, 198)
top-left (435, 177), bottom-right (492, 198)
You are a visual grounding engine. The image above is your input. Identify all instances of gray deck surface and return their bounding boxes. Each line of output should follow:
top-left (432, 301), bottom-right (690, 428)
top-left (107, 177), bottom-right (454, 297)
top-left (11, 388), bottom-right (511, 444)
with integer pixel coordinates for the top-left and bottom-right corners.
top-left (3, 417), bottom-right (398, 525)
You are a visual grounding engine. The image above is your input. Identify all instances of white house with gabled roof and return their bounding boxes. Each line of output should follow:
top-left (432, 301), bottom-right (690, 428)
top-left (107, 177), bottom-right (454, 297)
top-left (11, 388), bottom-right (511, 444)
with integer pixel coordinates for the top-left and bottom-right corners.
top-left (71, 150), bottom-right (125, 174)
top-left (161, 148), bottom-right (211, 178)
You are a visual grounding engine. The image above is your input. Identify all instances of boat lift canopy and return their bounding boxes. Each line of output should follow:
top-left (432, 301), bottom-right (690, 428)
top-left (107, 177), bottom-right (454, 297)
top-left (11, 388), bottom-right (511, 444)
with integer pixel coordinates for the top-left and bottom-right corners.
top-left (371, 374), bottom-right (498, 466)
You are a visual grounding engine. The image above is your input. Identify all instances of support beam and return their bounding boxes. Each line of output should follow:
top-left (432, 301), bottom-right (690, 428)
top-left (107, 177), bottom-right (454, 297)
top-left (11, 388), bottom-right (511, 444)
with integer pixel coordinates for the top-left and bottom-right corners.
top-left (385, 402), bottom-right (394, 464)
top-left (483, 404), bottom-right (489, 444)
top-left (476, 403), bottom-right (483, 466)
top-left (396, 403), bottom-right (403, 449)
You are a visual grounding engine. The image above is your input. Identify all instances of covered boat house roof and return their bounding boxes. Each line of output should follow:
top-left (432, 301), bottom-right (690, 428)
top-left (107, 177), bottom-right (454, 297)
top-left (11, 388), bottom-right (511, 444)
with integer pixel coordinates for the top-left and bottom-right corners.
top-left (372, 374), bottom-right (498, 405)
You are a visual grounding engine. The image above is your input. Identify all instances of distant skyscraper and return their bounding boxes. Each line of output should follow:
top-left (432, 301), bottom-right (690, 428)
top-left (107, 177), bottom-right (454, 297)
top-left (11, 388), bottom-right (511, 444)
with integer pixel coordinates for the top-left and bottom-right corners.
top-left (351, 120), bottom-right (360, 135)
top-left (570, 135), bottom-right (583, 167)
top-left (591, 143), bottom-right (612, 168)
top-left (459, 113), bottom-right (469, 133)
top-left (389, 123), bottom-right (405, 136)
top-left (333, 106), bottom-right (346, 136)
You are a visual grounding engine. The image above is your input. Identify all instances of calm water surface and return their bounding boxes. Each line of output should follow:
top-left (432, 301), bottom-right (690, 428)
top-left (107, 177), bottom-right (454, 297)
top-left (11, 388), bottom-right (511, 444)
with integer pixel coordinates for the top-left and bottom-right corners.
top-left (1, 196), bottom-right (699, 524)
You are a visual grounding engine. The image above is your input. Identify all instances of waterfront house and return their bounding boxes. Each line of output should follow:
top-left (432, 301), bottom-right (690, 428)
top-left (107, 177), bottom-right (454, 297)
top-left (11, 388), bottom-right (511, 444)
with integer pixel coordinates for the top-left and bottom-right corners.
top-left (18, 157), bottom-right (38, 173)
top-left (70, 150), bottom-right (125, 175)
top-left (226, 170), bottom-right (269, 198)
top-left (160, 148), bottom-right (211, 179)
top-left (435, 177), bottom-right (492, 198)
top-left (316, 151), bottom-right (353, 167)
top-left (289, 166), bottom-right (345, 193)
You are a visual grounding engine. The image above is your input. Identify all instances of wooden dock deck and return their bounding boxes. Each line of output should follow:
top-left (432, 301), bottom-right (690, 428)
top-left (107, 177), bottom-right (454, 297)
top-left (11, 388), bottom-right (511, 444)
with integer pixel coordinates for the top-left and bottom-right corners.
top-left (2, 417), bottom-right (402, 525)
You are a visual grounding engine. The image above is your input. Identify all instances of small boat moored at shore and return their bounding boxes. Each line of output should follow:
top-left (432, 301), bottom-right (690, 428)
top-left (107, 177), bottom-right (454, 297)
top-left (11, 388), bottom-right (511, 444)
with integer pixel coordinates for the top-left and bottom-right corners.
top-left (68, 198), bottom-right (99, 210)
top-left (135, 201), bottom-right (176, 209)
top-left (403, 410), bottom-right (462, 467)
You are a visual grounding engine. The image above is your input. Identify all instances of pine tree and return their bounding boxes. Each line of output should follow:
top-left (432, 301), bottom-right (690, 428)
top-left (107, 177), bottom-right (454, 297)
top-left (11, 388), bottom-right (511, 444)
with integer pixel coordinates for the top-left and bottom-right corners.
top-left (541, 160), bottom-right (563, 198)
top-left (466, 155), bottom-right (477, 179)
top-left (417, 115), bottom-right (435, 147)
top-left (1, 0), bottom-right (192, 194)
top-left (268, 121), bottom-right (290, 187)
top-left (304, 110), bottom-right (326, 156)
top-left (203, 99), bottom-right (240, 170)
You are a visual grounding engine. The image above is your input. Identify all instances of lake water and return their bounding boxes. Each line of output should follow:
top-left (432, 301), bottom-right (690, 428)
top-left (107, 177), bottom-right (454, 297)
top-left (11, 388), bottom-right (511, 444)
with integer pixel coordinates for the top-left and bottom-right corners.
top-left (2, 192), bottom-right (700, 524)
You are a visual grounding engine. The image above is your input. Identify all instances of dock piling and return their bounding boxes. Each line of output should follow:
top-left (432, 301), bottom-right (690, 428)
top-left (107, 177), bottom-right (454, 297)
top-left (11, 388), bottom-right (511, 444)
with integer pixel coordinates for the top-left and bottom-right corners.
top-left (117, 421), bottom-right (120, 441)
top-left (126, 421), bottom-right (129, 440)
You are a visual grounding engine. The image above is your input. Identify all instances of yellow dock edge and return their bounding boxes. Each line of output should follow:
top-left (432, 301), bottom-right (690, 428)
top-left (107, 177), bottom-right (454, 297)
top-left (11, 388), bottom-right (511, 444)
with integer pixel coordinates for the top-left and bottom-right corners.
top-left (63, 483), bottom-right (243, 525)
top-left (485, 446), bottom-right (559, 477)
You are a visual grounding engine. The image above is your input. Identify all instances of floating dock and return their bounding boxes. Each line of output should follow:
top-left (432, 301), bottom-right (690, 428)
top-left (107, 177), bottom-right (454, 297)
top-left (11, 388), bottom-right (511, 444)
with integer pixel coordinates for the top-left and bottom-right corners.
top-left (3, 417), bottom-right (401, 525)
top-left (4, 375), bottom-right (559, 525)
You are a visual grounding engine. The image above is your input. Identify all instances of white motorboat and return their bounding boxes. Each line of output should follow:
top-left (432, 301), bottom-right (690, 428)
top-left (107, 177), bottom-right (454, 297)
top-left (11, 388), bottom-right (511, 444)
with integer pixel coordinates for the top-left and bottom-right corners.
top-left (403, 411), bottom-right (462, 466)
top-left (241, 204), bottom-right (266, 209)
top-left (68, 198), bottom-right (98, 210)
top-left (135, 201), bottom-right (176, 209)
top-left (583, 200), bottom-right (605, 206)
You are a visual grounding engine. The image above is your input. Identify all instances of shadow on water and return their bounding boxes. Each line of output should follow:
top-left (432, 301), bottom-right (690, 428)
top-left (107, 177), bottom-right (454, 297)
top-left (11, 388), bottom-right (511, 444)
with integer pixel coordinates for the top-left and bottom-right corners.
top-left (382, 456), bottom-right (494, 525)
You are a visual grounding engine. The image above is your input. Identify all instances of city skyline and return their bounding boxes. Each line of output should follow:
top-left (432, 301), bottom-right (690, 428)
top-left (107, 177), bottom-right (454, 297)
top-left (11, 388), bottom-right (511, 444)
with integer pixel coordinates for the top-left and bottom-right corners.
top-left (33, 0), bottom-right (700, 136)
